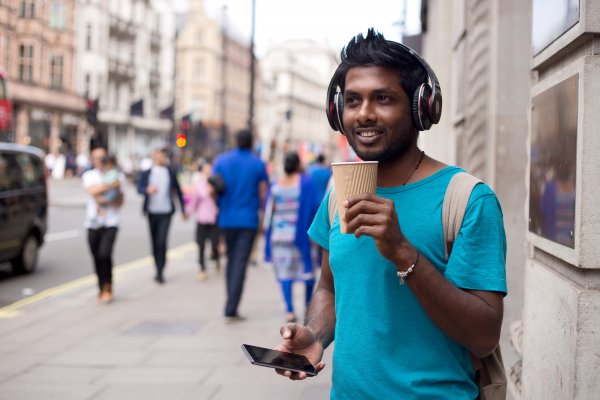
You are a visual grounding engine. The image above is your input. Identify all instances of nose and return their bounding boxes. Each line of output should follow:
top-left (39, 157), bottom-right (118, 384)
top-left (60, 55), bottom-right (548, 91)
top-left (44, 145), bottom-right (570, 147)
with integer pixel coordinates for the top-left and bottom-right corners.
top-left (356, 100), bottom-right (376, 125)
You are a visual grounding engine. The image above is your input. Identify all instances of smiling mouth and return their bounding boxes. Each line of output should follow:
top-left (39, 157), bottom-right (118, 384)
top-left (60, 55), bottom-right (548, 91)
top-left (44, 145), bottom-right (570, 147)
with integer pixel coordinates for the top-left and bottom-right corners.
top-left (356, 130), bottom-right (382, 138)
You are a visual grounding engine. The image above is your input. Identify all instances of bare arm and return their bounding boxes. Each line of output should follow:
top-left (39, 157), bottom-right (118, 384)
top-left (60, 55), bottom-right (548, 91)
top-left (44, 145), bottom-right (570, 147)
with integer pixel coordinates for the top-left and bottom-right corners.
top-left (304, 249), bottom-right (336, 349)
top-left (344, 194), bottom-right (503, 358)
top-left (276, 248), bottom-right (335, 380)
top-left (259, 180), bottom-right (268, 209)
top-left (86, 179), bottom-right (121, 196)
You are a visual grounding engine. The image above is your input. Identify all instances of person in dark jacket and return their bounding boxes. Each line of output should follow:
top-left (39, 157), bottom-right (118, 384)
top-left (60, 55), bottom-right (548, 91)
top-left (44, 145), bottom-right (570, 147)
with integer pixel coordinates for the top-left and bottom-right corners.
top-left (137, 148), bottom-right (187, 283)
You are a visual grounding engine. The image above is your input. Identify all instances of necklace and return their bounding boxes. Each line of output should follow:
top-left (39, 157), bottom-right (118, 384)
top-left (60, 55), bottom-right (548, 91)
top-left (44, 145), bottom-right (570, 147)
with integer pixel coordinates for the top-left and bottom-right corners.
top-left (402, 150), bottom-right (425, 185)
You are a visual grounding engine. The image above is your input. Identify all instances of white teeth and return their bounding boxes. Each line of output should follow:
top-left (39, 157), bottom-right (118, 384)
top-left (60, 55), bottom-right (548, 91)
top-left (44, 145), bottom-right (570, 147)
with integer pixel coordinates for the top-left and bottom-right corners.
top-left (358, 131), bottom-right (378, 137)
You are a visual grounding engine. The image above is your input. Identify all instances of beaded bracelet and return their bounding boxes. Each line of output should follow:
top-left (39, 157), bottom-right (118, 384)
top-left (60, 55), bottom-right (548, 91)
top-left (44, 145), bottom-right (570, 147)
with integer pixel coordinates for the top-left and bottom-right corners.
top-left (396, 250), bottom-right (420, 285)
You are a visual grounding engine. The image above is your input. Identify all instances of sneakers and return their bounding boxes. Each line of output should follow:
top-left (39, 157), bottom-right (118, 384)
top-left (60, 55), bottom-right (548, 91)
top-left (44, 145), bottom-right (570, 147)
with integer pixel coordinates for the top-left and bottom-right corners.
top-left (97, 283), bottom-right (113, 304)
top-left (224, 314), bottom-right (246, 324)
top-left (286, 313), bottom-right (298, 323)
top-left (198, 271), bottom-right (207, 282)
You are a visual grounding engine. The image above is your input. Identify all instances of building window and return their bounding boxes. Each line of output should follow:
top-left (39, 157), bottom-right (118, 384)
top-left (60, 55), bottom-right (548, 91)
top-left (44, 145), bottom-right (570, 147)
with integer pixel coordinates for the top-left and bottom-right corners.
top-left (85, 23), bottom-right (92, 50)
top-left (50, 53), bottom-right (64, 89)
top-left (191, 95), bottom-right (206, 119)
top-left (18, 44), bottom-right (33, 82)
top-left (50, 2), bottom-right (67, 30)
top-left (84, 73), bottom-right (90, 97)
top-left (194, 58), bottom-right (205, 82)
top-left (19, 0), bottom-right (35, 18)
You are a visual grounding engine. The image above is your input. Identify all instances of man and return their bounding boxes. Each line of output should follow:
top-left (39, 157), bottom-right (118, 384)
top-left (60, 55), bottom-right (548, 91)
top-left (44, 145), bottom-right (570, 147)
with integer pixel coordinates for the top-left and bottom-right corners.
top-left (82, 146), bottom-right (125, 303)
top-left (275, 29), bottom-right (507, 399)
top-left (213, 129), bottom-right (269, 321)
top-left (307, 153), bottom-right (332, 203)
top-left (137, 148), bottom-right (186, 283)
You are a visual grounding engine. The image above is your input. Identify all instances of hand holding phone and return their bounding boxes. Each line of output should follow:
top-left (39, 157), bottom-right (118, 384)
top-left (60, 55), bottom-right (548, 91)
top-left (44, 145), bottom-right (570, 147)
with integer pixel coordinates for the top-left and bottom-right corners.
top-left (241, 344), bottom-right (318, 376)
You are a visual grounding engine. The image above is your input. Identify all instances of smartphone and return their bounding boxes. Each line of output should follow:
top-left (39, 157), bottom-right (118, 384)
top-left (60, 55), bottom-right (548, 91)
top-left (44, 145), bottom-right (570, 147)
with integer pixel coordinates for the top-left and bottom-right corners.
top-left (241, 344), bottom-right (318, 376)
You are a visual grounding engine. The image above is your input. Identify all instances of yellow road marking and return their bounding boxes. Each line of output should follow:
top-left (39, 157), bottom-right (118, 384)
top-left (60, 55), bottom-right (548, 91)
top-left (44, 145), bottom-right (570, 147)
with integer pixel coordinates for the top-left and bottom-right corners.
top-left (0, 242), bottom-right (196, 319)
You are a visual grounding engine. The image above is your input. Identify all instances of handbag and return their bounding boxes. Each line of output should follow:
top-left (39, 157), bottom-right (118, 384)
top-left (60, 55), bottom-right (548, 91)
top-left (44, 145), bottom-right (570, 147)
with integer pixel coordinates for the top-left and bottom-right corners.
top-left (327, 171), bottom-right (507, 400)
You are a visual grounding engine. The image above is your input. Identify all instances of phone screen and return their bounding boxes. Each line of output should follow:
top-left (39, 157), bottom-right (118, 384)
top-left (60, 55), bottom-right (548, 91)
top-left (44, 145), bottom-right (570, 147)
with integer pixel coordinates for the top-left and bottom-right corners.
top-left (241, 344), bottom-right (317, 376)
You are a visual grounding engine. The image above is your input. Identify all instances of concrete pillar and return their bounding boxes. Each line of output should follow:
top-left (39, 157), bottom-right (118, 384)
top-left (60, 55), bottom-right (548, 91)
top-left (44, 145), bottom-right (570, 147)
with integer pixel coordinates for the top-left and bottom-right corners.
top-left (76, 116), bottom-right (88, 155)
top-left (15, 106), bottom-right (29, 145)
top-left (49, 112), bottom-right (61, 156)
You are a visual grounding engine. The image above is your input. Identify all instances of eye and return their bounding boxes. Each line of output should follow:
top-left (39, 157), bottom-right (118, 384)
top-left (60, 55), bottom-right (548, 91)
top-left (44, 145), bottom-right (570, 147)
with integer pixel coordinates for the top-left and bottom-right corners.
top-left (344, 95), bottom-right (360, 107)
top-left (377, 94), bottom-right (391, 103)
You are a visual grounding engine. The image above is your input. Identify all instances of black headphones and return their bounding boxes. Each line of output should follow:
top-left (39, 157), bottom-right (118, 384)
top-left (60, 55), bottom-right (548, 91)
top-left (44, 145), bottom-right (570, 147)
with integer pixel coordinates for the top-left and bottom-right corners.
top-left (326, 41), bottom-right (442, 133)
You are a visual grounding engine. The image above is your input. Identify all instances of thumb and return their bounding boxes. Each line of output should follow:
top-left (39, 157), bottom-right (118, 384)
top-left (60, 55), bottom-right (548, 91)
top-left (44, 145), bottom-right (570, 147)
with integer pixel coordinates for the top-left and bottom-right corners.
top-left (280, 323), bottom-right (298, 340)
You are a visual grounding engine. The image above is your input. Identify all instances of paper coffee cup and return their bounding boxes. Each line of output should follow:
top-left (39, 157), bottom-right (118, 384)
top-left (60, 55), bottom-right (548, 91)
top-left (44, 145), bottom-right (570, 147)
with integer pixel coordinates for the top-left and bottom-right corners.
top-left (331, 161), bottom-right (378, 233)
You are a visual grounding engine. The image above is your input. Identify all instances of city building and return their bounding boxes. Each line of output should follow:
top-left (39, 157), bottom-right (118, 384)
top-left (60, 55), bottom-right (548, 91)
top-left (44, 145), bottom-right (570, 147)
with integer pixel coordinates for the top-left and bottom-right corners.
top-left (0, 0), bottom-right (86, 156)
top-left (258, 39), bottom-right (339, 169)
top-left (74, 0), bottom-right (175, 163)
top-left (175, 0), bottom-right (254, 160)
top-left (420, 1), bottom-right (600, 399)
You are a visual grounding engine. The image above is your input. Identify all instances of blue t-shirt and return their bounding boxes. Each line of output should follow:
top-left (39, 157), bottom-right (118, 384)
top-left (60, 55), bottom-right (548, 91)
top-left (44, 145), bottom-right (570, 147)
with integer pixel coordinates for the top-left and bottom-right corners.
top-left (308, 164), bottom-right (333, 201)
top-left (308, 166), bottom-right (507, 400)
top-left (213, 148), bottom-right (268, 229)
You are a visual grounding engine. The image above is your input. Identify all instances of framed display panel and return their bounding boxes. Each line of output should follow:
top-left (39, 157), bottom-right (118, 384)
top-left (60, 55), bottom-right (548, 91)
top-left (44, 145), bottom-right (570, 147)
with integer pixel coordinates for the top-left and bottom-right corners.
top-left (529, 74), bottom-right (578, 249)
top-left (527, 58), bottom-right (600, 268)
top-left (532, 0), bottom-right (600, 69)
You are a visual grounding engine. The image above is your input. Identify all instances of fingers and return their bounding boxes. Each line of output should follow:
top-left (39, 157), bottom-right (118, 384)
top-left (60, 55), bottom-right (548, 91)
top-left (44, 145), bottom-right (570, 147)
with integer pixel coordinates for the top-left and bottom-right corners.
top-left (343, 196), bottom-right (396, 234)
top-left (275, 362), bottom-right (325, 380)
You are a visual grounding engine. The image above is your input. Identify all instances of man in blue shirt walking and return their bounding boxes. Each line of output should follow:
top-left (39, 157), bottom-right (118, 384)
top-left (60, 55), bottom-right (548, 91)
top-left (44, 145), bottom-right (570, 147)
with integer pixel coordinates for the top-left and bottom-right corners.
top-left (213, 129), bottom-right (269, 321)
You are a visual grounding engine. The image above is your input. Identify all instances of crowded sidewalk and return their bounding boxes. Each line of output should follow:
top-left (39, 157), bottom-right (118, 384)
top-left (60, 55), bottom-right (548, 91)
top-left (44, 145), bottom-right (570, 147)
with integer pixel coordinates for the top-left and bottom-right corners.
top-left (0, 241), bottom-right (332, 399)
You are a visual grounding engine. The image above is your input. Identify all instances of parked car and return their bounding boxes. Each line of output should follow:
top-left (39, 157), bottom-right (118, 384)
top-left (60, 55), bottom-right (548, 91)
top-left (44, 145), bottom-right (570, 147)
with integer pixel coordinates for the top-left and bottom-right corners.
top-left (0, 142), bottom-right (47, 273)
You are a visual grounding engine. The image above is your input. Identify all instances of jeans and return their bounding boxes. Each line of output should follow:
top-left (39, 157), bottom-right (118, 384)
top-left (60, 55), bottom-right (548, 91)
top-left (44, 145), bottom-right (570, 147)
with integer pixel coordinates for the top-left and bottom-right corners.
top-left (87, 227), bottom-right (118, 292)
top-left (148, 213), bottom-right (172, 278)
top-left (195, 223), bottom-right (220, 271)
top-left (223, 228), bottom-right (257, 317)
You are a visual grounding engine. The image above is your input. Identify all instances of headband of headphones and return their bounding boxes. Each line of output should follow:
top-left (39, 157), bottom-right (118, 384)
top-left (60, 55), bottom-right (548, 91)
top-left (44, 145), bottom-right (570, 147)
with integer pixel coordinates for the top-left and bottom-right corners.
top-left (326, 40), bottom-right (442, 133)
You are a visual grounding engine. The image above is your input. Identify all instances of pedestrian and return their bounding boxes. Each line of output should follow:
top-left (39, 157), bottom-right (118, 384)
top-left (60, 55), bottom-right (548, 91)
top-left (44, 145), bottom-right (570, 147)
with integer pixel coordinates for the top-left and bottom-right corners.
top-left (212, 129), bottom-right (269, 322)
top-left (136, 148), bottom-right (187, 284)
top-left (186, 159), bottom-right (220, 282)
top-left (263, 152), bottom-right (320, 323)
top-left (307, 153), bottom-right (332, 203)
top-left (274, 28), bottom-right (507, 400)
top-left (82, 146), bottom-right (125, 304)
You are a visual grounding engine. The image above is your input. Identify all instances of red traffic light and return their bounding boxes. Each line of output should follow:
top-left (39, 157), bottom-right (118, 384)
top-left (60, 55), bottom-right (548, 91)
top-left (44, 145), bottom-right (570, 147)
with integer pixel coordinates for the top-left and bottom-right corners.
top-left (176, 133), bottom-right (187, 148)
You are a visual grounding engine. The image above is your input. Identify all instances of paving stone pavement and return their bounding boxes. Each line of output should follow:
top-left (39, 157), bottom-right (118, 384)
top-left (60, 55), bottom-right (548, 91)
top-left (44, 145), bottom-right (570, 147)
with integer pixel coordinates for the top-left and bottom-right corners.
top-left (0, 244), bottom-right (333, 400)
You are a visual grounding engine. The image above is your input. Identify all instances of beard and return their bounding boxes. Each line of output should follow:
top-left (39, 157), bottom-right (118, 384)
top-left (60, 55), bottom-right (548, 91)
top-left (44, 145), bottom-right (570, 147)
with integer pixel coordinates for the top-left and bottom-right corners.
top-left (346, 126), bottom-right (417, 163)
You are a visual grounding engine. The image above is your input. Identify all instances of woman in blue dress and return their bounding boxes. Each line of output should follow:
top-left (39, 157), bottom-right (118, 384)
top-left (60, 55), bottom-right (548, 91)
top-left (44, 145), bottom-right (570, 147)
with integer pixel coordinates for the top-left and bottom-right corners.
top-left (264, 152), bottom-right (321, 322)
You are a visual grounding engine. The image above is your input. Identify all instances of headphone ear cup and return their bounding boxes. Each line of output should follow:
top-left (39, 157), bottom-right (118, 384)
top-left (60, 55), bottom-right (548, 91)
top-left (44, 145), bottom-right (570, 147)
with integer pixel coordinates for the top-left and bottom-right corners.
top-left (326, 79), bottom-right (339, 132)
top-left (335, 91), bottom-right (345, 133)
top-left (412, 84), bottom-right (433, 131)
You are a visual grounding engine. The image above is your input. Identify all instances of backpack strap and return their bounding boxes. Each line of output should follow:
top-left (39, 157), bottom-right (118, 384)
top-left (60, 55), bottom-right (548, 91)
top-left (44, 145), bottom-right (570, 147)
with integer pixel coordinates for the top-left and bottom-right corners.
top-left (442, 171), bottom-right (482, 260)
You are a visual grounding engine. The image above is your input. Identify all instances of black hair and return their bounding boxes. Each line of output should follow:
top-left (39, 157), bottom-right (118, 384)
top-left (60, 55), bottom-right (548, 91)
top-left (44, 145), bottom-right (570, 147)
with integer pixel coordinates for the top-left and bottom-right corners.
top-left (283, 152), bottom-right (301, 175)
top-left (236, 129), bottom-right (253, 150)
top-left (334, 28), bottom-right (427, 100)
top-left (101, 153), bottom-right (117, 166)
top-left (316, 154), bottom-right (325, 163)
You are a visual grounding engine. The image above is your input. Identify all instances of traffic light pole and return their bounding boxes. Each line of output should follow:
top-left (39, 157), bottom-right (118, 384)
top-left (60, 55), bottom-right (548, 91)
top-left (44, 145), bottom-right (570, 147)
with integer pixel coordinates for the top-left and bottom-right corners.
top-left (247, 0), bottom-right (256, 135)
